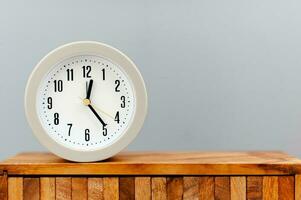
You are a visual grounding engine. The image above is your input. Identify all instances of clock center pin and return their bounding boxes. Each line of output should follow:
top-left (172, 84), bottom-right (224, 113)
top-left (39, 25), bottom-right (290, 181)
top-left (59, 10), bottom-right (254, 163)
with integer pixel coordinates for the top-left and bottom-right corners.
top-left (83, 98), bottom-right (91, 106)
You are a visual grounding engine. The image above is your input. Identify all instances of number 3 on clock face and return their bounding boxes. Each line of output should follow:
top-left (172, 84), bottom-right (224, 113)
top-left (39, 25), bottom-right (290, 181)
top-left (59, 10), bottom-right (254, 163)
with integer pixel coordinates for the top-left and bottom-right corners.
top-left (25, 41), bottom-right (148, 162)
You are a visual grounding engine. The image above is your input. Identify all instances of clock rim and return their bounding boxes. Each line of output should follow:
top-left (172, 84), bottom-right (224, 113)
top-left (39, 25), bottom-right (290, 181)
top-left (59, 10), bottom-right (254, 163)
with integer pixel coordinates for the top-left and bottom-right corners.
top-left (25, 41), bottom-right (148, 162)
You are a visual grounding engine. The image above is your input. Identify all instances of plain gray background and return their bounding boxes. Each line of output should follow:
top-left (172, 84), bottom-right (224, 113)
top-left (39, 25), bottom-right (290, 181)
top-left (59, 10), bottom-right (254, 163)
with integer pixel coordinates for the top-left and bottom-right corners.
top-left (1, 0), bottom-right (301, 160)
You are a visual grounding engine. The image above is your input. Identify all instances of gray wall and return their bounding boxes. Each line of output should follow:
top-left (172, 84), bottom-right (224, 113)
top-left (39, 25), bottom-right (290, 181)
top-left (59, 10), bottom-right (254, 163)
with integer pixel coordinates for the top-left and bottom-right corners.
top-left (1, 0), bottom-right (301, 160)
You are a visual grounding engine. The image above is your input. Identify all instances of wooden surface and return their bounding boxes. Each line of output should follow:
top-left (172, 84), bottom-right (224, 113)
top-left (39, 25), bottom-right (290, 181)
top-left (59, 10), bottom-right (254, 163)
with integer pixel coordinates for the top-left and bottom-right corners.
top-left (56, 177), bottom-right (71, 200)
top-left (1, 176), bottom-right (300, 200)
top-left (296, 175), bottom-right (301, 200)
top-left (0, 151), bottom-right (300, 199)
top-left (0, 173), bottom-right (7, 200)
top-left (1, 151), bottom-right (301, 175)
top-left (246, 176), bottom-right (263, 199)
top-left (2, 176), bottom-right (297, 199)
top-left (230, 177), bottom-right (246, 200)
top-left (40, 177), bottom-right (55, 200)
top-left (8, 177), bottom-right (23, 200)
top-left (23, 178), bottom-right (39, 200)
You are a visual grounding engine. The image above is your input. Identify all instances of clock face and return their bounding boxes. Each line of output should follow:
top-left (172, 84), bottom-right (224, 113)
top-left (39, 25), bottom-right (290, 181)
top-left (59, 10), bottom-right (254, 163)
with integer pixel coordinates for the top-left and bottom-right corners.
top-left (36, 55), bottom-right (135, 151)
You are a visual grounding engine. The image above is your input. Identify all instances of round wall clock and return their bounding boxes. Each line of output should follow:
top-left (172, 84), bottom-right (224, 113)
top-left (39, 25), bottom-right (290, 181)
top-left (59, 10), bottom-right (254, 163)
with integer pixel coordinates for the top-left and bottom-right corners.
top-left (25, 41), bottom-right (147, 162)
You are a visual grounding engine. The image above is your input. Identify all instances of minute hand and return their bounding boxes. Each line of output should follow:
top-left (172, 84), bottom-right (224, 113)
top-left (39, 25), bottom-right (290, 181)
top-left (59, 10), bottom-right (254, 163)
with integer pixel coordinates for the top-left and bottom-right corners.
top-left (88, 104), bottom-right (107, 127)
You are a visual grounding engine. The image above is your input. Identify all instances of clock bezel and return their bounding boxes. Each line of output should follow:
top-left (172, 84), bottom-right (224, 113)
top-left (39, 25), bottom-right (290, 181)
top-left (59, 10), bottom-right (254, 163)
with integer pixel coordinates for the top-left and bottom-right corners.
top-left (25, 41), bottom-right (148, 162)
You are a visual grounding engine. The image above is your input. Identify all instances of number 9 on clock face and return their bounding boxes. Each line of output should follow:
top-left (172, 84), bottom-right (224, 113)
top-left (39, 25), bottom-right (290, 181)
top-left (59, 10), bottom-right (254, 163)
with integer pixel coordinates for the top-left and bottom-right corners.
top-left (25, 41), bottom-right (147, 162)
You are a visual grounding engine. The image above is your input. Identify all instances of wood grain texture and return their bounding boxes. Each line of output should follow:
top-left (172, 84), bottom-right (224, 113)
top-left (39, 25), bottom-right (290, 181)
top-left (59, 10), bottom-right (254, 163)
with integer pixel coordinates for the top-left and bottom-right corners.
top-left (263, 176), bottom-right (278, 200)
top-left (72, 177), bottom-right (87, 200)
top-left (135, 177), bottom-right (151, 200)
top-left (119, 177), bottom-right (135, 200)
top-left (215, 176), bottom-right (230, 200)
top-left (247, 176), bottom-right (262, 200)
top-left (231, 176), bottom-right (246, 200)
top-left (278, 176), bottom-right (294, 200)
top-left (167, 177), bottom-right (183, 200)
top-left (183, 177), bottom-right (199, 200)
top-left (88, 178), bottom-right (103, 200)
top-left (199, 176), bottom-right (214, 200)
top-left (0, 173), bottom-right (7, 200)
top-left (296, 175), bottom-right (301, 200)
top-left (2, 151), bottom-right (301, 175)
top-left (40, 177), bottom-right (55, 200)
top-left (152, 177), bottom-right (167, 200)
top-left (103, 177), bottom-right (118, 200)
top-left (23, 177), bottom-right (39, 200)
top-left (8, 177), bottom-right (23, 200)
top-left (56, 177), bottom-right (71, 200)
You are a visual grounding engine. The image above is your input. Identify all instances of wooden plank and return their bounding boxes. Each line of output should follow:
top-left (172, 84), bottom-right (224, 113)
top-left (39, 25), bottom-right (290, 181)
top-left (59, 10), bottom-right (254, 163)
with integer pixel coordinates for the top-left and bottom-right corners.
top-left (215, 176), bottom-right (230, 200)
top-left (230, 176), bottom-right (246, 200)
top-left (183, 176), bottom-right (199, 200)
top-left (263, 176), bottom-right (278, 200)
top-left (56, 177), bottom-right (71, 200)
top-left (72, 177), bottom-right (87, 200)
top-left (278, 176), bottom-right (294, 200)
top-left (23, 177), bottom-right (39, 200)
top-left (152, 177), bottom-right (167, 200)
top-left (40, 177), bottom-right (55, 200)
top-left (0, 173), bottom-right (7, 200)
top-left (199, 176), bottom-right (214, 200)
top-left (247, 176), bottom-right (262, 200)
top-left (119, 177), bottom-right (135, 200)
top-left (2, 151), bottom-right (301, 175)
top-left (167, 177), bottom-right (183, 200)
top-left (135, 177), bottom-right (151, 200)
top-left (88, 178), bottom-right (103, 200)
top-left (8, 177), bottom-right (23, 200)
top-left (296, 175), bottom-right (301, 200)
top-left (103, 177), bottom-right (118, 200)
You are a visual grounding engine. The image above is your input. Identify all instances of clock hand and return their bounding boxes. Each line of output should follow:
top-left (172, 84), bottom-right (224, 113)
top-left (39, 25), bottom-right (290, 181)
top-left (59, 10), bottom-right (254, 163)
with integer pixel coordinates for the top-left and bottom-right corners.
top-left (86, 79), bottom-right (93, 99)
top-left (83, 80), bottom-right (108, 126)
top-left (90, 103), bottom-right (114, 120)
top-left (79, 97), bottom-right (114, 120)
top-left (88, 104), bottom-right (107, 127)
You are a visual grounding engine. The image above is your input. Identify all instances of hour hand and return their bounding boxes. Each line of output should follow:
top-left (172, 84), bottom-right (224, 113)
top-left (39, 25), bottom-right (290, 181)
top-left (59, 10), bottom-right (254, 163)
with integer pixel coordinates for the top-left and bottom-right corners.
top-left (86, 79), bottom-right (93, 99)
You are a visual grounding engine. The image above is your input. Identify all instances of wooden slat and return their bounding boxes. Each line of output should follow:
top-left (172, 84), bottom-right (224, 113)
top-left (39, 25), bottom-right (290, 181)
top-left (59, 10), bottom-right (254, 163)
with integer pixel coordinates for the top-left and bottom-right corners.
top-left (296, 175), bottom-right (301, 200)
top-left (40, 177), bottom-right (55, 200)
top-left (167, 177), bottom-right (183, 200)
top-left (8, 177), bottom-right (23, 200)
top-left (2, 151), bottom-right (301, 175)
top-left (278, 176), bottom-right (294, 200)
top-left (152, 177), bottom-right (167, 200)
top-left (230, 176), bottom-right (246, 200)
top-left (88, 178), bottom-right (103, 200)
top-left (263, 176), bottom-right (278, 200)
top-left (135, 177), bottom-right (151, 200)
top-left (119, 177), bottom-right (135, 200)
top-left (215, 176), bottom-right (230, 200)
top-left (72, 177), bottom-right (87, 200)
top-left (23, 177), bottom-right (39, 200)
top-left (56, 177), bottom-right (71, 200)
top-left (247, 176), bottom-right (263, 200)
top-left (183, 177), bottom-right (199, 200)
top-left (103, 177), bottom-right (118, 200)
top-left (0, 174), bottom-right (8, 200)
top-left (199, 176), bottom-right (214, 200)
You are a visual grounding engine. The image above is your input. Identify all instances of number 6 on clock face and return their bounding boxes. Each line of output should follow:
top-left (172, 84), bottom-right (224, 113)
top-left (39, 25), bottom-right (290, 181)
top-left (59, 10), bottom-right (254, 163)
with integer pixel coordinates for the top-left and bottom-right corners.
top-left (25, 41), bottom-right (148, 162)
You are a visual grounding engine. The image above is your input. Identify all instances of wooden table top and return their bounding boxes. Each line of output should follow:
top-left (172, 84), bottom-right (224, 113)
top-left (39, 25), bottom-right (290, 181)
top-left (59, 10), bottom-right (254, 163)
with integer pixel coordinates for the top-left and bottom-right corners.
top-left (1, 151), bottom-right (301, 175)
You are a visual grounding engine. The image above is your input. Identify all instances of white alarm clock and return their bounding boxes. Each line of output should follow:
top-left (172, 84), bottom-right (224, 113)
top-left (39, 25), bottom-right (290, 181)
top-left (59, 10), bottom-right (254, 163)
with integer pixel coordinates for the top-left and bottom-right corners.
top-left (25, 41), bottom-right (147, 162)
